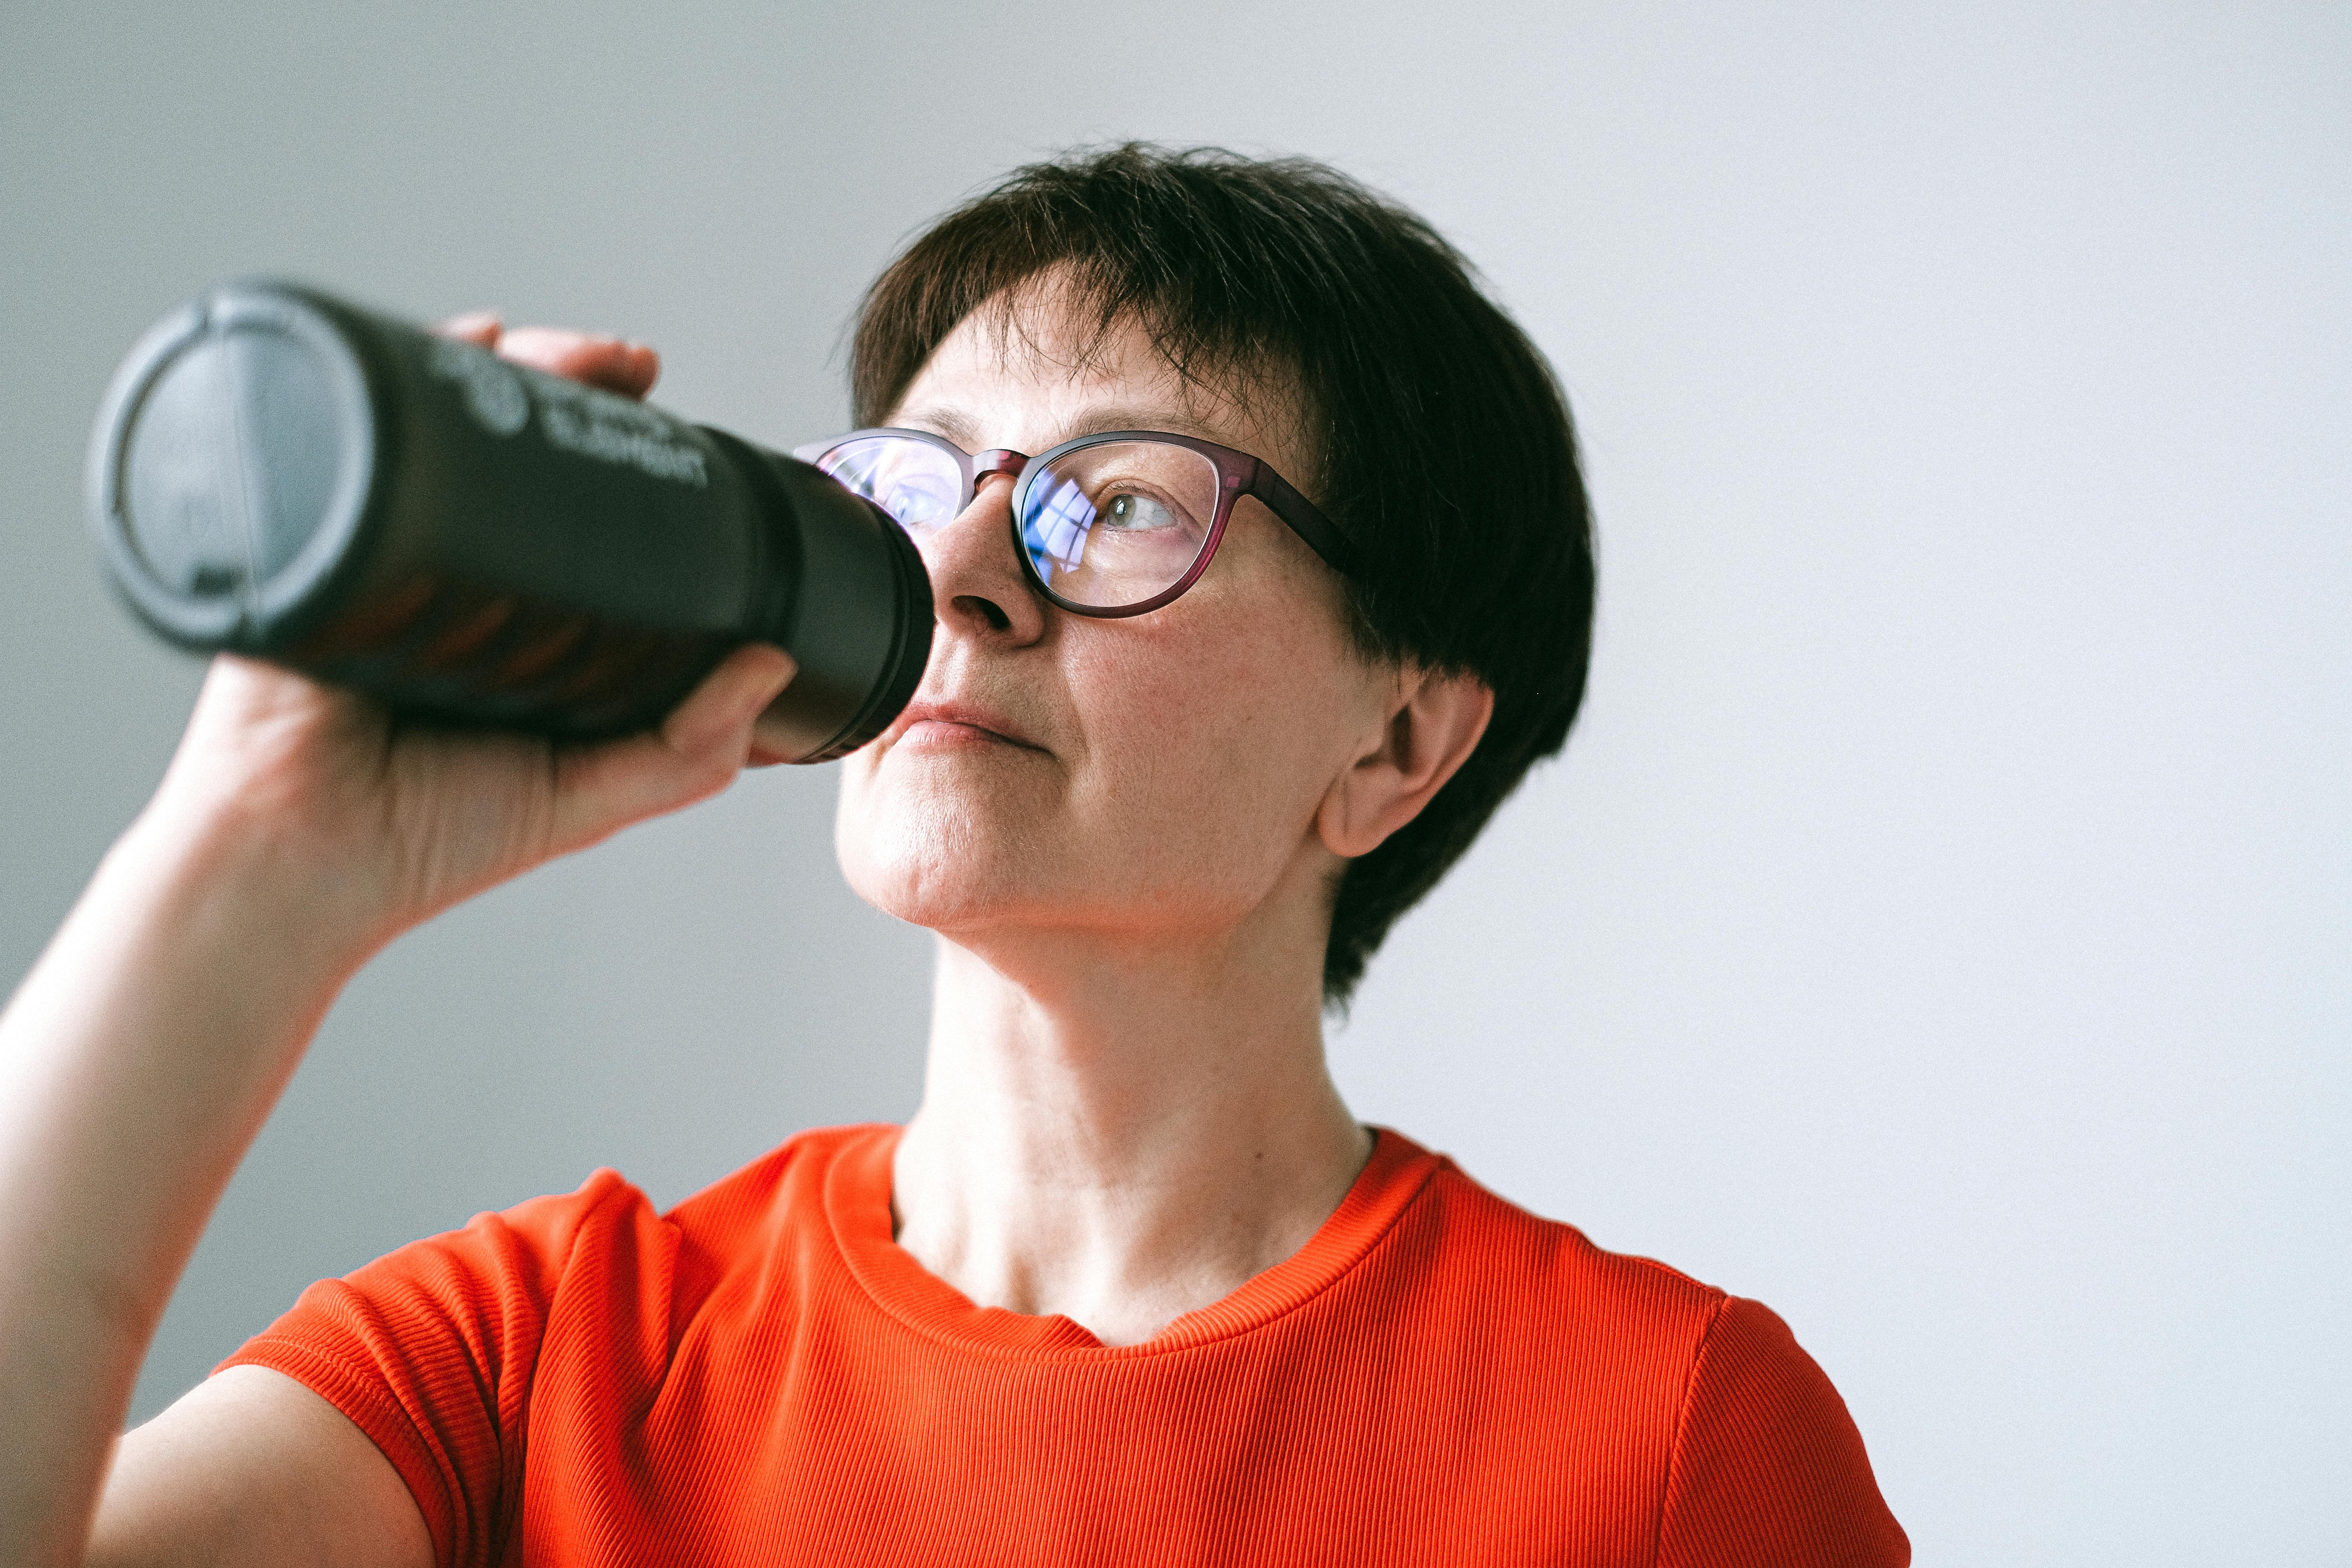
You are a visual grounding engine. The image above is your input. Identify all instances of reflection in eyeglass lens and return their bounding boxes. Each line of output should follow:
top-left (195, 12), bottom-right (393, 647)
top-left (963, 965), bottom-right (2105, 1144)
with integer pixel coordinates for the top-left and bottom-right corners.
top-left (1021, 443), bottom-right (1218, 606)
top-left (818, 438), bottom-right (962, 532)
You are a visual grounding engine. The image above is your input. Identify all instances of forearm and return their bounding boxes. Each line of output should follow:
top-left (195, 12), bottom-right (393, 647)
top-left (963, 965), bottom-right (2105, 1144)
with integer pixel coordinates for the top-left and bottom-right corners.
top-left (0, 317), bottom-right (790, 1563)
top-left (0, 800), bottom-right (375, 1568)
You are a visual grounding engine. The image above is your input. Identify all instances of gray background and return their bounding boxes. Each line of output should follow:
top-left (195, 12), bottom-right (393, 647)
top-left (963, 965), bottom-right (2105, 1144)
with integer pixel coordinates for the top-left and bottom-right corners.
top-left (2, 2), bottom-right (2344, 1561)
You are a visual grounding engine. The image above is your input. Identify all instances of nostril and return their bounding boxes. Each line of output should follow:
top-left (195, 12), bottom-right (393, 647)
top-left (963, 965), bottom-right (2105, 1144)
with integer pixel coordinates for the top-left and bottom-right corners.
top-left (957, 594), bottom-right (1012, 633)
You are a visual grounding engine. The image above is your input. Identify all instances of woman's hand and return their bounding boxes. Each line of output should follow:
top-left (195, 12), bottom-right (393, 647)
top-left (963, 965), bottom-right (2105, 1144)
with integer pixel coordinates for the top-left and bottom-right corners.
top-left (147, 318), bottom-right (797, 962)
top-left (0, 317), bottom-right (791, 1568)
top-left (162, 641), bottom-right (795, 961)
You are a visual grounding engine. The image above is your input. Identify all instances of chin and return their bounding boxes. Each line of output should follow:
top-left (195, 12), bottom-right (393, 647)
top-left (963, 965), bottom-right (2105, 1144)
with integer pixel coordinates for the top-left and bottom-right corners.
top-left (833, 754), bottom-right (1052, 934)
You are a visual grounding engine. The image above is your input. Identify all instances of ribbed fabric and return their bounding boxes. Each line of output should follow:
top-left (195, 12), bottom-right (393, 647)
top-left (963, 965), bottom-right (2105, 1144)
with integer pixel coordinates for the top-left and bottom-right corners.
top-left (224, 1125), bottom-right (1907, 1566)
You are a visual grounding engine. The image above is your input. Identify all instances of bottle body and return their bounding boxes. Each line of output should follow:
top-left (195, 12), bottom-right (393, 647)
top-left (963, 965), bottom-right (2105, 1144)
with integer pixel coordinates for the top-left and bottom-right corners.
top-left (88, 282), bottom-right (931, 761)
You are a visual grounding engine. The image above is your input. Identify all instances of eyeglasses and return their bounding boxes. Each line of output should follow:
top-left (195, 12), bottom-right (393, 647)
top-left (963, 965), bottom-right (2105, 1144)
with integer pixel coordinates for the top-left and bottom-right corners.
top-left (793, 427), bottom-right (1358, 618)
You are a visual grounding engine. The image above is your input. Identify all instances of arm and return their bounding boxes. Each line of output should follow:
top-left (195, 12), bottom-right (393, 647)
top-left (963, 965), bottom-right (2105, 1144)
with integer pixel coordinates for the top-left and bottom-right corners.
top-left (0, 328), bottom-right (796, 1568)
top-left (86, 1368), bottom-right (430, 1568)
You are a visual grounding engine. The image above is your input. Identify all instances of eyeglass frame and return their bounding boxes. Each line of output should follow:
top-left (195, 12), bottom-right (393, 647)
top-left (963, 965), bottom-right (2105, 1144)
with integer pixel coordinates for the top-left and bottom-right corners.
top-left (793, 427), bottom-right (1361, 619)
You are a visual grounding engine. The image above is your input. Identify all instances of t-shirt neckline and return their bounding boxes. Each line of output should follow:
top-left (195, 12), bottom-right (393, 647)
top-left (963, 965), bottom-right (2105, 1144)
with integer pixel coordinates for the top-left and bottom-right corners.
top-left (822, 1124), bottom-right (1442, 1360)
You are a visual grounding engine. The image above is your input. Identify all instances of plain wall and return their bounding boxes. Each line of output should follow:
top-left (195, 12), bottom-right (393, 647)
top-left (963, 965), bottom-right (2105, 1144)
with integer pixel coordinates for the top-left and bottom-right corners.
top-left (2, 2), bottom-right (2344, 1560)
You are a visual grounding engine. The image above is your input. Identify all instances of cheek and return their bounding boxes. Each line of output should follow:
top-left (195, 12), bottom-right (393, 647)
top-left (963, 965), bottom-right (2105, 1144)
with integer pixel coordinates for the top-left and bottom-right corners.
top-left (1064, 608), bottom-right (1356, 896)
top-left (830, 574), bottom-right (1372, 932)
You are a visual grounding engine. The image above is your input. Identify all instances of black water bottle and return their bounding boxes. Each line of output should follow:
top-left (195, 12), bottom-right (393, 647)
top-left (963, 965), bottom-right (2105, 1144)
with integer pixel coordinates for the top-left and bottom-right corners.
top-left (86, 280), bottom-right (932, 761)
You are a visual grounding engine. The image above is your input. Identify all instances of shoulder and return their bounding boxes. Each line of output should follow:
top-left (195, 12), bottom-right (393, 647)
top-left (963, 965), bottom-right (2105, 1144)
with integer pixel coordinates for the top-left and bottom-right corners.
top-left (1381, 1135), bottom-right (1729, 1362)
top-left (1378, 1137), bottom-right (1909, 1566)
top-left (1656, 1295), bottom-right (1911, 1566)
top-left (228, 1123), bottom-right (886, 1393)
top-left (503, 1122), bottom-right (890, 1316)
top-left (351, 1123), bottom-right (875, 1284)
top-left (216, 1126), bottom-right (888, 1567)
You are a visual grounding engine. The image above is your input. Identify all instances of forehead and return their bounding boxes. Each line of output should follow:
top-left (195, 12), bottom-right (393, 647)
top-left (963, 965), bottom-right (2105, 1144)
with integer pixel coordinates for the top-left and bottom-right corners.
top-left (888, 283), bottom-right (1314, 482)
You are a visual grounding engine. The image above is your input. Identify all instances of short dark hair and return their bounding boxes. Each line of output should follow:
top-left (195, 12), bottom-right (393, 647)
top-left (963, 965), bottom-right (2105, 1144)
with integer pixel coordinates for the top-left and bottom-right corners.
top-left (850, 145), bottom-right (1596, 1006)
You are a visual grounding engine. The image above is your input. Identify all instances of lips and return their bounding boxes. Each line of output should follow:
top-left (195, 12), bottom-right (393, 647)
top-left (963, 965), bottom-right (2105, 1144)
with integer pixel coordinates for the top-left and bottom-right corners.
top-left (885, 697), bottom-right (1047, 752)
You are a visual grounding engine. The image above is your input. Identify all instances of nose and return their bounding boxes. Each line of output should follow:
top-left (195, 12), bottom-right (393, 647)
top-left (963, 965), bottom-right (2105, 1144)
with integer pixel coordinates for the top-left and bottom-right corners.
top-left (971, 448), bottom-right (1025, 485)
top-left (918, 466), bottom-right (1047, 643)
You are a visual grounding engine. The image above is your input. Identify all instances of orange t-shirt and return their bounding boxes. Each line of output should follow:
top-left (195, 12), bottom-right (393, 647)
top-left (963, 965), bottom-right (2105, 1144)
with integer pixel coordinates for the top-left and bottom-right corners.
top-left (224, 1125), bottom-right (1907, 1566)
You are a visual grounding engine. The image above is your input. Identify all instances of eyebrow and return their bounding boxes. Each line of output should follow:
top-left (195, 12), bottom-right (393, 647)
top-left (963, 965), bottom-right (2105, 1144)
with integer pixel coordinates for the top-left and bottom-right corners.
top-left (890, 403), bottom-right (1236, 453)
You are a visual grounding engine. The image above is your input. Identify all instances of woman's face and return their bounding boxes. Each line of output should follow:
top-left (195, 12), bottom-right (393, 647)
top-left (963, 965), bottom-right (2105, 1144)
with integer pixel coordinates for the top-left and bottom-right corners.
top-left (834, 291), bottom-right (1395, 949)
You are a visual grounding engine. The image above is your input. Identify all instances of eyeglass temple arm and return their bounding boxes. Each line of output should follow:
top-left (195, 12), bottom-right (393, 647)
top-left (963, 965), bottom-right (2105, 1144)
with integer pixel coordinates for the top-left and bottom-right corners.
top-left (1247, 463), bottom-right (1361, 577)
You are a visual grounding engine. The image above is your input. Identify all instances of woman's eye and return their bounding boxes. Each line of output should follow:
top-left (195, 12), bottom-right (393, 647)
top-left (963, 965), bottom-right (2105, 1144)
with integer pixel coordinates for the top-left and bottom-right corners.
top-left (882, 481), bottom-right (953, 528)
top-left (887, 489), bottom-right (937, 525)
top-left (1102, 493), bottom-right (1178, 531)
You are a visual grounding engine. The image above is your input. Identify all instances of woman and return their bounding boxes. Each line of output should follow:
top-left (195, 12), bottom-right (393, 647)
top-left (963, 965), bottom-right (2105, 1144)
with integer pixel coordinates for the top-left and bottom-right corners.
top-left (0, 148), bottom-right (1906, 1566)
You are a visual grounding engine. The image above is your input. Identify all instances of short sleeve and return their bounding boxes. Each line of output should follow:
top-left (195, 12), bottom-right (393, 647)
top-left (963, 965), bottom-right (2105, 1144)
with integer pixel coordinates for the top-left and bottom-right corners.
top-left (217, 1168), bottom-right (645, 1568)
top-left (1655, 1296), bottom-right (1910, 1568)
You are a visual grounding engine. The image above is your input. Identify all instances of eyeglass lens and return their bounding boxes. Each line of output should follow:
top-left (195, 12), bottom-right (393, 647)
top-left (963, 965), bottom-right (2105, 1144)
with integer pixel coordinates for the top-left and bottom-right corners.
top-left (813, 436), bottom-right (1222, 611)
top-left (813, 437), bottom-right (963, 533)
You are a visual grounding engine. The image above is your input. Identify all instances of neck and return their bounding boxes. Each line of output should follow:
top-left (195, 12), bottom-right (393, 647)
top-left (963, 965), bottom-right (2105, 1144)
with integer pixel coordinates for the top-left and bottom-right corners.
top-left (890, 876), bottom-right (1370, 1347)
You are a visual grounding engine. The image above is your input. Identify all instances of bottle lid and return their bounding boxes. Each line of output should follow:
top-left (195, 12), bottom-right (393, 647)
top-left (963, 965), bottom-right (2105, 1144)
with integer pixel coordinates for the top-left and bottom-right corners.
top-left (88, 282), bottom-right (377, 649)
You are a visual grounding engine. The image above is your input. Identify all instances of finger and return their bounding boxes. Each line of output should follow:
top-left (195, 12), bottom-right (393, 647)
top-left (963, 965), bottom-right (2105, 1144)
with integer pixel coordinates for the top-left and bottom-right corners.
top-left (744, 737), bottom-right (796, 769)
top-left (662, 643), bottom-right (798, 762)
top-left (433, 311), bottom-right (502, 347)
top-left (493, 326), bottom-right (660, 399)
top-left (544, 645), bottom-right (796, 852)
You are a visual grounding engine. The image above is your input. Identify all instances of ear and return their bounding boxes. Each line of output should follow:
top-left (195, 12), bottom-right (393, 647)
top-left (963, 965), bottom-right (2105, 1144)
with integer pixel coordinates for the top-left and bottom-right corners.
top-left (1316, 668), bottom-right (1495, 860)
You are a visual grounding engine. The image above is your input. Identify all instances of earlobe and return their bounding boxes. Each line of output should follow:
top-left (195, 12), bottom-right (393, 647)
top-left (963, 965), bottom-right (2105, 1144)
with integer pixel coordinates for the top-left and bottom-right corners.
top-left (1316, 670), bottom-right (1494, 860)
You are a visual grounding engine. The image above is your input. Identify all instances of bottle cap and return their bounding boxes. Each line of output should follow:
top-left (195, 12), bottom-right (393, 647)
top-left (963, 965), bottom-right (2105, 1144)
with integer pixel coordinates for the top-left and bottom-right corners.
top-left (88, 282), bottom-right (376, 649)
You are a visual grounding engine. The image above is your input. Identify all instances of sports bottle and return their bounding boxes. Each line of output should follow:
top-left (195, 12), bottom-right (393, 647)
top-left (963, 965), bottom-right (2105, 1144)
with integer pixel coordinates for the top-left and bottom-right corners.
top-left (87, 280), bottom-right (932, 761)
